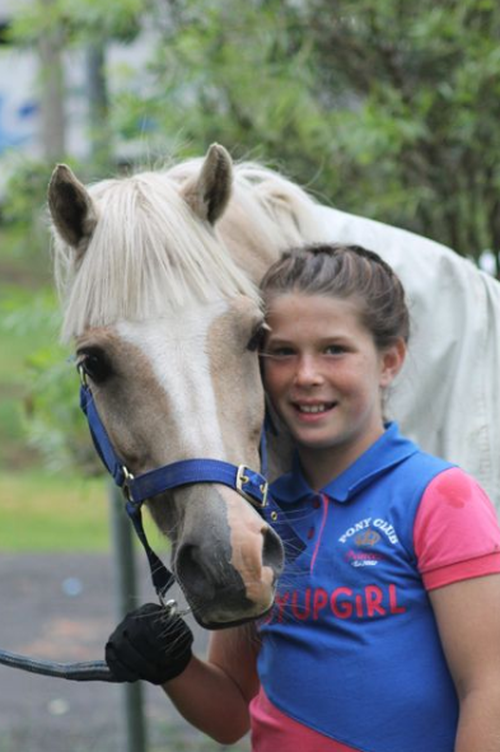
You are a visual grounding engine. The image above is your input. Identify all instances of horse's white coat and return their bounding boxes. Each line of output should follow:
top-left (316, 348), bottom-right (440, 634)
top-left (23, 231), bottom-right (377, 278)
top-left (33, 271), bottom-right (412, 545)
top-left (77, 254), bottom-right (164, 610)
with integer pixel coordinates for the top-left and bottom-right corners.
top-left (116, 301), bottom-right (229, 459)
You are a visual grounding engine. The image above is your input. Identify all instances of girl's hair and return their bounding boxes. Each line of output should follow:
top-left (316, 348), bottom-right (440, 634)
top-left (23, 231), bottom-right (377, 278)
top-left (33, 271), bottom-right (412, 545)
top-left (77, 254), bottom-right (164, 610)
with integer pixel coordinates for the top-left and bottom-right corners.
top-left (259, 243), bottom-right (410, 349)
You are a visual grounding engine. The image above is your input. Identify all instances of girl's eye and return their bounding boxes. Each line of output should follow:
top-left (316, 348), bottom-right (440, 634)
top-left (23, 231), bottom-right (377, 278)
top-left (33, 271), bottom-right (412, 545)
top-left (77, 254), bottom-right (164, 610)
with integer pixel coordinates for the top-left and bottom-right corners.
top-left (324, 344), bottom-right (346, 355)
top-left (261, 346), bottom-right (296, 360)
top-left (77, 348), bottom-right (112, 384)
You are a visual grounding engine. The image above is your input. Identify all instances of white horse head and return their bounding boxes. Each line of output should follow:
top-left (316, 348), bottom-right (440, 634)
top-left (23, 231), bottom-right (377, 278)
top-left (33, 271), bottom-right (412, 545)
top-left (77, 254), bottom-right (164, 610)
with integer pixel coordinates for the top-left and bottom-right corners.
top-left (48, 144), bottom-right (319, 626)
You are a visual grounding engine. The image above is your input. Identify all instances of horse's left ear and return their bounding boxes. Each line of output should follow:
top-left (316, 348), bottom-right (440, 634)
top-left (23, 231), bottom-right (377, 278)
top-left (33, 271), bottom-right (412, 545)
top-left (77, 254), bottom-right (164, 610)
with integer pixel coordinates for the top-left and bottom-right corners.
top-left (48, 164), bottom-right (98, 251)
top-left (182, 143), bottom-right (233, 224)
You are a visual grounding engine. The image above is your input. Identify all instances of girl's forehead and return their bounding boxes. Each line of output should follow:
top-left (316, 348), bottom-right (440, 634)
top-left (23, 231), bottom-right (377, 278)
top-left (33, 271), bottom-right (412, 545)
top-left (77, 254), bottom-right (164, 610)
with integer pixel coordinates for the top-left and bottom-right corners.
top-left (266, 292), bottom-right (364, 329)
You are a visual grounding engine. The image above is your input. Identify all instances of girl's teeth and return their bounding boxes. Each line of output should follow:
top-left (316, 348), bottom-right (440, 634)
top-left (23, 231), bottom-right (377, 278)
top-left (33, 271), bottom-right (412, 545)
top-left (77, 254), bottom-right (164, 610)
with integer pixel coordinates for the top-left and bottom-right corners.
top-left (299, 404), bottom-right (327, 413)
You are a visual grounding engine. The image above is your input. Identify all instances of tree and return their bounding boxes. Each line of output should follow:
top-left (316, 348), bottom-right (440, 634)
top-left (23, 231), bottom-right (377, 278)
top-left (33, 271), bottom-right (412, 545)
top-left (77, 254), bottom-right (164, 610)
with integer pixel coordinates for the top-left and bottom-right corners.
top-left (304, 0), bottom-right (500, 268)
top-left (115, 0), bottom-right (499, 270)
top-left (10, 0), bottom-right (500, 266)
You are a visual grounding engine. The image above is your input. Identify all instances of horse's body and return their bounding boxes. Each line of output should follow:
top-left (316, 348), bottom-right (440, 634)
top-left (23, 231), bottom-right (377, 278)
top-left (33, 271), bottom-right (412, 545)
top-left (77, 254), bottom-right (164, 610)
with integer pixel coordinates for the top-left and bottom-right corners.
top-left (48, 144), bottom-right (500, 627)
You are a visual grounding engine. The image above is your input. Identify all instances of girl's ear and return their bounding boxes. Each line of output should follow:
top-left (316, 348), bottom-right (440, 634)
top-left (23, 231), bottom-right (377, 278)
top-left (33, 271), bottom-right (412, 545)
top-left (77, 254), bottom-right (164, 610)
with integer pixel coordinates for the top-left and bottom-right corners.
top-left (379, 338), bottom-right (406, 388)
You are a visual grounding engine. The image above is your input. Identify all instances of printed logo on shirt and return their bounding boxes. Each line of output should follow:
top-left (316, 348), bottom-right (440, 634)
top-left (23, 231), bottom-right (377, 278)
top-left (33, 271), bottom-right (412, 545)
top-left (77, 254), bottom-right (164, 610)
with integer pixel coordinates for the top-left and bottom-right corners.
top-left (344, 546), bottom-right (385, 567)
top-left (339, 517), bottom-right (399, 567)
top-left (338, 517), bottom-right (399, 545)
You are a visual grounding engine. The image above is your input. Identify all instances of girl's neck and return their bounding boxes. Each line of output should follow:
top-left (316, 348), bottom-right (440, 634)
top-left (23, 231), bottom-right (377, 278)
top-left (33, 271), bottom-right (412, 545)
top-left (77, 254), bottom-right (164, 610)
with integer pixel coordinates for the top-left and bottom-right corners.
top-left (297, 427), bottom-right (385, 492)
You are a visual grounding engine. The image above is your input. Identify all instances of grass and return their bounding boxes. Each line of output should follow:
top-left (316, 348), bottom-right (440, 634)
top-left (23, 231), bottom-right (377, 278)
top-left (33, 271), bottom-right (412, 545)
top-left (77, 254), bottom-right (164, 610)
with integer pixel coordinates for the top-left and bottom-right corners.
top-left (0, 468), bottom-right (165, 552)
top-left (0, 470), bottom-right (110, 551)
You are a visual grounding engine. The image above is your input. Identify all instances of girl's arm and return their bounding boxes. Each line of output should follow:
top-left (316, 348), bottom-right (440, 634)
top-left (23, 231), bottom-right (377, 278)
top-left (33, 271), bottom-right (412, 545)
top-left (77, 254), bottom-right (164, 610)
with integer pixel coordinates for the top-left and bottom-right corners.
top-left (162, 623), bottom-right (260, 745)
top-left (430, 574), bottom-right (500, 752)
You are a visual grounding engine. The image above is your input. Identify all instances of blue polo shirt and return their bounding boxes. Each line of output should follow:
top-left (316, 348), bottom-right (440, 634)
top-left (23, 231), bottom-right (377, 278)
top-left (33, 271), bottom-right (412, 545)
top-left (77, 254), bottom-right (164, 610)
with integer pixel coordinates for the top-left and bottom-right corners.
top-left (257, 423), bottom-right (458, 752)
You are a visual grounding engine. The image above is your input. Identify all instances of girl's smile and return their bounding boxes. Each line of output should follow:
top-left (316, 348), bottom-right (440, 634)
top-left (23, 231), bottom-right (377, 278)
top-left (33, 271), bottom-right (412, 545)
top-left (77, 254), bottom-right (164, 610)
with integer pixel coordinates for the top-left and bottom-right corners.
top-left (292, 400), bottom-right (338, 419)
top-left (261, 293), bottom-right (405, 488)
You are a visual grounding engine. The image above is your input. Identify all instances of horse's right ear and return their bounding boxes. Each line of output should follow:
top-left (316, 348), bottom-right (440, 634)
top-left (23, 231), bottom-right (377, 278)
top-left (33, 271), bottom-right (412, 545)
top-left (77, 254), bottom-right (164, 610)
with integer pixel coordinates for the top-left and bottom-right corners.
top-left (182, 143), bottom-right (233, 225)
top-left (48, 164), bottom-right (98, 250)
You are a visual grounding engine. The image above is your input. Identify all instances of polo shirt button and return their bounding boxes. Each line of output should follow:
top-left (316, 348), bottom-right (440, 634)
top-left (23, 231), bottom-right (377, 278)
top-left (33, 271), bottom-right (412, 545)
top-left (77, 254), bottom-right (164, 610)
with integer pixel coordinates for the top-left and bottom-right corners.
top-left (307, 527), bottom-right (315, 540)
top-left (312, 497), bottom-right (321, 509)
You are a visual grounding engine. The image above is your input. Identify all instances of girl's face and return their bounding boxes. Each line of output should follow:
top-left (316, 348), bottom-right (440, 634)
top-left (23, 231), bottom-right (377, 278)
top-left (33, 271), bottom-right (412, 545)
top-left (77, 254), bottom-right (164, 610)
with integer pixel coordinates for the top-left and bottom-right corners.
top-left (261, 293), bottom-right (405, 480)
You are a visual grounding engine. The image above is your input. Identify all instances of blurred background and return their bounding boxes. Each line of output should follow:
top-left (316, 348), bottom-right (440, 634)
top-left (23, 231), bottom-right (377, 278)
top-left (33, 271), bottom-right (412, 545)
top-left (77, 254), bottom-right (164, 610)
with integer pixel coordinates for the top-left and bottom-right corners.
top-left (0, 0), bottom-right (499, 750)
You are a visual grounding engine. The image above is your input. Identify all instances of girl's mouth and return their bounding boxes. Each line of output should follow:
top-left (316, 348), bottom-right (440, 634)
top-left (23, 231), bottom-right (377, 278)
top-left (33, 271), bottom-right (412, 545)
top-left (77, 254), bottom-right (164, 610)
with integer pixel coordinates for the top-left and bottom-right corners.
top-left (293, 401), bottom-right (337, 416)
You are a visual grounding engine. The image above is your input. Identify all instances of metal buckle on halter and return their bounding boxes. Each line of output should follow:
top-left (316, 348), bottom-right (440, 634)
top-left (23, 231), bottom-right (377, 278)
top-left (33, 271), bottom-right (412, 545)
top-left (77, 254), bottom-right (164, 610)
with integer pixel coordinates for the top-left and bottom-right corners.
top-left (78, 364), bottom-right (88, 387)
top-left (121, 466), bottom-right (136, 504)
top-left (236, 465), bottom-right (268, 509)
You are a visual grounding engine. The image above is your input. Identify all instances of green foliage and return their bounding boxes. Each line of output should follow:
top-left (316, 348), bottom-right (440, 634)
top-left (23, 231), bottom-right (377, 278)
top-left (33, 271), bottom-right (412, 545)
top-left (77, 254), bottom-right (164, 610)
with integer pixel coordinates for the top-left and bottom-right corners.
top-left (110, 0), bottom-right (500, 265)
top-left (9, 0), bottom-right (500, 264)
top-left (117, 0), bottom-right (331, 179)
top-left (9, 0), bottom-right (145, 47)
top-left (0, 284), bottom-right (46, 469)
top-left (1, 158), bottom-right (50, 227)
top-left (0, 286), bottom-right (99, 474)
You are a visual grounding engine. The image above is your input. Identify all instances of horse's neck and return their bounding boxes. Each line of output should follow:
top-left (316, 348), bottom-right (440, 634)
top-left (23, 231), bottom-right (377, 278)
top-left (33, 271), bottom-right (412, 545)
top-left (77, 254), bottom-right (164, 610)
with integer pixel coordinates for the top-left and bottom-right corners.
top-left (218, 211), bottom-right (281, 285)
top-left (218, 180), bottom-right (318, 286)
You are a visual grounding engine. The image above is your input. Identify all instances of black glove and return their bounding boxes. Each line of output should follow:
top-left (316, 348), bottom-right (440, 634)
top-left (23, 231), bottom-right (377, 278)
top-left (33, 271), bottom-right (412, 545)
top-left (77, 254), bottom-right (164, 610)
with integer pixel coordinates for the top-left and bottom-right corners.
top-left (105, 603), bottom-right (194, 685)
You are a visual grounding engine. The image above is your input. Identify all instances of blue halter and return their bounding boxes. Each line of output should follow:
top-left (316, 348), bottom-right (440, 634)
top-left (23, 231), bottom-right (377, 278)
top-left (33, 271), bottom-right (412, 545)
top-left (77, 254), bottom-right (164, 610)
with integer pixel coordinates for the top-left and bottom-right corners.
top-left (78, 375), bottom-right (299, 605)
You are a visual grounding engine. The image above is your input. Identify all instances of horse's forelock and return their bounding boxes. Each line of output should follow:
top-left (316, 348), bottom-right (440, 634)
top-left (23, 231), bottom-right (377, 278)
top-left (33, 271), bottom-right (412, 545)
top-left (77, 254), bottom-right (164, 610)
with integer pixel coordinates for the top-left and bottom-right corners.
top-left (56, 170), bottom-right (259, 341)
top-left (54, 159), bottom-right (320, 341)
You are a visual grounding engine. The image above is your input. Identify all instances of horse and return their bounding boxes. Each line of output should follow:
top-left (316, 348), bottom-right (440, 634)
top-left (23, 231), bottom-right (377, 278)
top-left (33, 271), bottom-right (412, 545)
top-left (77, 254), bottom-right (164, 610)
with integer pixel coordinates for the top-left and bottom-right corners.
top-left (47, 143), bottom-right (500, 629)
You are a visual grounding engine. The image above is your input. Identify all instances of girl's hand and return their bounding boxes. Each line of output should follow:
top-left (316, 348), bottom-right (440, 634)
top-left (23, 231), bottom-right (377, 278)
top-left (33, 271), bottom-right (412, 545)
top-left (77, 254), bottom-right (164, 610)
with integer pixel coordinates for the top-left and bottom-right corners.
top-left (105, 603), bottom-right (193, 685)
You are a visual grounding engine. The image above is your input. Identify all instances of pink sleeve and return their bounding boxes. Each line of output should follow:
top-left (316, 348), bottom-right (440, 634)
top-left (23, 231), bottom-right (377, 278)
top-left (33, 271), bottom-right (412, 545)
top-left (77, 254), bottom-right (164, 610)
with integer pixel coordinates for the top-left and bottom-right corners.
top-left (414, 467), bottom-right (500, 590)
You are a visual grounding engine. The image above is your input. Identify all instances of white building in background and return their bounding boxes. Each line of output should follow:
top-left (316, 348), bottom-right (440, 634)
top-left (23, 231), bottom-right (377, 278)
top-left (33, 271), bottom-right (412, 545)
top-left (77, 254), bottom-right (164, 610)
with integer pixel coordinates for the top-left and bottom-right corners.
top-left (0, 0), bottom-right (157, 196)
top-left (0, 0), bottom-right (39, 161)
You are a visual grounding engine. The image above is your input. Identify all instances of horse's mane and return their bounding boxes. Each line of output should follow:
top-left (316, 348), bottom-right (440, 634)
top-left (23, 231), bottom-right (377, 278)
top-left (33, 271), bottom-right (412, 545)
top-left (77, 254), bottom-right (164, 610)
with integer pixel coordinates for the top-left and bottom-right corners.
top-left (53, 158), bottom-right (319, 341)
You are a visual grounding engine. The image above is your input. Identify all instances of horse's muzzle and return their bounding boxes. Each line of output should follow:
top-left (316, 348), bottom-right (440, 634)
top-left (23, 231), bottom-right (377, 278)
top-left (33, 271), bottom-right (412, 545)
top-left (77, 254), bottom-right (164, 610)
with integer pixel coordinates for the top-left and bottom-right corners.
top-left (175, 524), bottom-right (284, 629)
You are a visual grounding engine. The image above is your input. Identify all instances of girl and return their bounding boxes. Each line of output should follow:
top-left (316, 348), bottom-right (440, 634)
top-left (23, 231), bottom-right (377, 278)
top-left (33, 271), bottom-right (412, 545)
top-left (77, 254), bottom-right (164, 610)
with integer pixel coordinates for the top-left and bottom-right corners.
top-left (106, 243), bottom-right (500, 752)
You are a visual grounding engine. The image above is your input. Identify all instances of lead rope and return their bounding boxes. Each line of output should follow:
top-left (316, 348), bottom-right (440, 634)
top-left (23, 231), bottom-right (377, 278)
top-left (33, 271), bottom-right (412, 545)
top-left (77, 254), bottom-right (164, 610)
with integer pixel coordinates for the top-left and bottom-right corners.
top-left (0, 650), bottom-right (118, 682)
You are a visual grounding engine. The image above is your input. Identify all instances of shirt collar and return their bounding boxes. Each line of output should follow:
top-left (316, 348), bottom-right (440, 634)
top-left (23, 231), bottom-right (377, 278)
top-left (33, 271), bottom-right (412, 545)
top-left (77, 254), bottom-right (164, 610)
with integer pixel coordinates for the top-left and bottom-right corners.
top-left (270, 422), bottom-right (419, 505)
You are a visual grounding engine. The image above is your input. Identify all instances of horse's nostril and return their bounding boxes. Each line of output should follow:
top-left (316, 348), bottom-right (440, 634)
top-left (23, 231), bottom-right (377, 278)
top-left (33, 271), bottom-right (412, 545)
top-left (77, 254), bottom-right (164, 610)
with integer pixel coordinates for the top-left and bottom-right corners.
top-left (262, 526), bottom-right (285, 579)
top-left (176, 543), bottom-right (215, 600)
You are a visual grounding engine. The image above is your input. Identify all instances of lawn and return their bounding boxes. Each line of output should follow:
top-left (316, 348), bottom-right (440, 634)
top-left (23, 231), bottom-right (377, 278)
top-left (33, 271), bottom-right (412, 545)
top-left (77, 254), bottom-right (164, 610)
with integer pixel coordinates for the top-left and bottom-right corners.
top-left (0, 469), bottom-right (164, 552)
top-left (0, 470), bottom-right (110, 550)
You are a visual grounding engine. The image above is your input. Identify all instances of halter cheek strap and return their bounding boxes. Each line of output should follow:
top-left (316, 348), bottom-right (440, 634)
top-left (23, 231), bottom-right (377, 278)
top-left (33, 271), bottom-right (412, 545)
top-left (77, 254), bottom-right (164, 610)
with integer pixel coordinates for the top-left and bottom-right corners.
top-left (79, 381), bottom-right (303, 605)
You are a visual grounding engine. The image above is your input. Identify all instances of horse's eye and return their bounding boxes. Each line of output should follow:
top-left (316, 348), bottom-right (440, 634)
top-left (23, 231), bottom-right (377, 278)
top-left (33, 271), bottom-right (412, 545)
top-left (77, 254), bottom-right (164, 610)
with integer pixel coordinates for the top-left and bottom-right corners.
top-left (247, 324), bottom-right (267, 352)
top-left (77, 348), bottom-right (112, 384)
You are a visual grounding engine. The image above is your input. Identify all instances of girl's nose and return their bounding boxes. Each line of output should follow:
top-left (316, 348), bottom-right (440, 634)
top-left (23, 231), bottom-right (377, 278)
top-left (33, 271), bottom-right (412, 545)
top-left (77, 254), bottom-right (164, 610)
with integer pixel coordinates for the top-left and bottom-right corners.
top-left (294, 355), bottom-right (324, 387)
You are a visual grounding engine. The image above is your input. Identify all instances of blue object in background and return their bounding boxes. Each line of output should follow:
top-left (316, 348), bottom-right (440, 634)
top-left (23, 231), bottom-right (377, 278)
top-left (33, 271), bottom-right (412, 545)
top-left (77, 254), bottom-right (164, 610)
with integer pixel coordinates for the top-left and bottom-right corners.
top-left (0, 94), bottom-right (38, 154)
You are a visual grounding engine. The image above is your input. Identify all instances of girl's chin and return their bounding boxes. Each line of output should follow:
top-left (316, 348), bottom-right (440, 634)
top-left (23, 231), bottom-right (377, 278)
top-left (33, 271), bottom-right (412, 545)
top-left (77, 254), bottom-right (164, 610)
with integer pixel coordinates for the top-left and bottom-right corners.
top-left (291, 427), bottom-right (343, 450)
